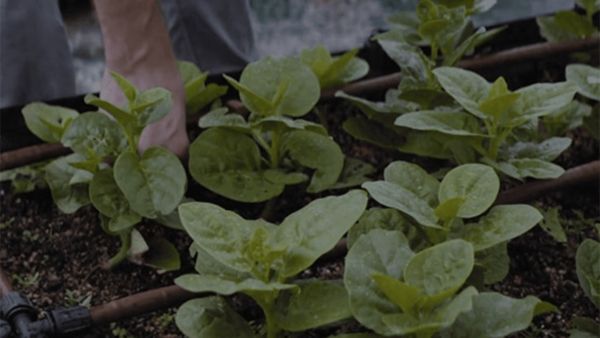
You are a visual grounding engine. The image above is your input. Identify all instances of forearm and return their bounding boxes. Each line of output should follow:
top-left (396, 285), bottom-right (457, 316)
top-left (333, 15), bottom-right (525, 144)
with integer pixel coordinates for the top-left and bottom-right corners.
top-left (93, 0), bottom-right (176, 73)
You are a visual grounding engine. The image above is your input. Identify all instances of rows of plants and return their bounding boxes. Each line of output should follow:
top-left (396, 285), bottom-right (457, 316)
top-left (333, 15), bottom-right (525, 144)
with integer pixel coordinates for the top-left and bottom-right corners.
top-left (1, 0), bottom-right (599, 337)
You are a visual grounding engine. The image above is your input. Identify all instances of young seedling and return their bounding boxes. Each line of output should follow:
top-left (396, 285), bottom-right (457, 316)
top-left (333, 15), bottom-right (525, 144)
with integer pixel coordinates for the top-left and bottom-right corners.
top-left (21, 72), bottom-right (186, 270)
top-left (564, 63), bottom-right (600, 139)
top-left (177, 61), bottom-right (228, 115)
top-left (338, 0), bottom-right (503, 151)
top-left (189, 56), bottom-right (346, 203)
top-left (537, 0), bottom-right (599, 42)
top-left (344, 230), bottom-right (555, 338)
top-left (394, 67), bottom-right (578, 179)
top-left (175, 190), bottom-right (368, 338)
top-left (362, 161), bottom-right (543, 283)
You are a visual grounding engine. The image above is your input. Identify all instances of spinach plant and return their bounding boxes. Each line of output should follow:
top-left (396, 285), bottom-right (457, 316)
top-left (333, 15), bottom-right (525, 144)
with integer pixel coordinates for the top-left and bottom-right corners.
top-left (393, 67), bottom-right (578, 179)
top-left (0, 162), bottom-right (47, 194)
top-left (570, 235), bottom-right (600, 338)
top-left (344, 230), bottom-right (554, 338)
top-left (189, 56), bottom-right (346, 203)
top-left (338, 0), bottom-right (503, 153)
top-left (177, 61), bottom-right (228, 115)
top-left (537, 0), bottom-right (599, 43)
top-left (361, 161), bottom-right (543, 284)
top-left (174, 190), bottom-right (368, 338)
top-left (300, 45), bottom-right (369, 90)
top-left (562, 63), bottom-right (600, 140)
top-left (21, 72), bottom-right (186, 270)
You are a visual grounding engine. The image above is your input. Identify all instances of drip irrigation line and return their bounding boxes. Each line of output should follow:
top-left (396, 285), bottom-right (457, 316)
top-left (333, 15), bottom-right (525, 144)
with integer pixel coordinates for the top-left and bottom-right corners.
top-left (1, 38), bottom-right (597, 171)
top-left (322, 37), bottom-right (599, 98)
top-left (494, 160), bottom-right (600, 205)
top-left (0, 160), bottom-right (597, 332)
top-left (90, 285), bottom-right (200, 325)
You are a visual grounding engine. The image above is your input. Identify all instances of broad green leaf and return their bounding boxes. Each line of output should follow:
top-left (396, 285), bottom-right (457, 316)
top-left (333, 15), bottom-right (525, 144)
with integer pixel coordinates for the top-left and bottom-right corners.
top-left (114, 147), bottom-right (186, 218)
top-left (329, 157), bottom-right (376, 190)
top-left (327, 334), bottom-right (383, 338)
top-left (83, 94), bottom-right (137, 132)
top-left (177, 60), bottom-right (204, 84)
top-left (475, 242), bottom-right (509, 284)
top-left (336, 91), bottom-right (410, 120)
top-left (176, 297), bottom-right (256, 338)
top-left (379, 40), bottom-right (430, 82)
top-left (253, 115), bottom-right (327, 135)
top-left (236, 57), bottom-right (320, 117)
top-left (395, 110), bottom-right (486, 136)
top-left (263, 169), bottom-right (308, 185)
top-left (372, 273), bottom-right (422, 315)
top-left (460, 205), bottom-right (543, 251)
top-left (61, 112), bottom-right (127, 159)
top-left (570, 316), bottom-right (600, 338)
top-left (348, 208), bottom-right (425, 250)
top-left (339, 56), bottom-right (370, 85)
top-left (567, 64), bottom-right (600, 101)
top-left (175, 274), bottom-right (294, 295)
top-left (300, 45), bottom-right (333, 77)
top-left (576, 0), bottom-right (600, 16)
top-left (543, 100), bottom-right (592, 136)
top-left (197, 108), bottom-right (249, 131)
top-left (439, 164), bottom-right (499, 218)
top-left (540, 207), bottom-right (567, 243)
top-left (189, 128), bottom-right (283, 203)
top-left (275, 280), bottom-right (352, 331)
top-left (404, 240), bottom-right (474, 298)
top-left (444, 26), bottom-right (504, 66)
top-left (22, 103), bottom-right (79, 143)
top-left (441, 292), bottom-right (556, 338)
top-left (383, 161), bottom-right (440, 207)
top-left (89, 168), bottom-right (140, 232)
top-left (186, 84), bottom-right (228, 114)
top-left (343, 116), bottom-right (404, 149)
top-left (142, 237), bottom-right (181, 271)
top-left (398, 131), bottom-right (455, 160)
top-left (132, 87), bottom-right (172, 127)
top-left (44, 154), bottom-right (91, 214)
top-left (537, 15), bottom-right (579, 42)
top-left (435, 197), bottom-right (465, 221)
top-left (503, 137), bottom-right (571, 162)
top-left (363, 181), bottom-right (440, 228)
top-left (576, 239), bottom-right (600, 307)
top-left (555, 11), bottom-right (596, 37)
top-left (190, 244), bottom-right (251, 282)
top-left (433, 67), bottom-right (490, 119)
top-left (344, 230), bottom-right (415, 335)
top-left (512, 81), bottom-right (578, 121)
top-left (381, 287), bottom-right (478, 336)
top-left (110, 72), bottom-right (137, 102)
top-left (281, 130), bottom-right (344, 193)
top-left (492, 158), bottom-right (565, 180)
top-left (277, 190), bottom-right (368, 277)
top-left (179, 202), bottom-right (257, 272)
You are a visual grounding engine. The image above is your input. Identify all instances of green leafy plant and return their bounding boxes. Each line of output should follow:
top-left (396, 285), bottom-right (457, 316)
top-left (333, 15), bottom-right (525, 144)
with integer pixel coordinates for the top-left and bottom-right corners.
top-left (177, 61), bottom-right (228, 115)
top-left (361, 161), bottom-right (543, 284)
top-left (537, 0), bottom-right (599, 42)
top-left (564, 63), bottom-right (600, 139)
top-left (344, 229), bottom-right (554, 338)
top-left (300, 45), bottom-right (369, 90)
top-left (0, 162), bottom-right (47, 194)
top-left (21, 72), bottom-right (186, 269)
top-left (393, 67), bottom-right (578, 179)
top-left (189, 56), bottom-right (346, 203)
top-left (338, 0), bottom-right (504, 159)
top-left (174, 190), bottom-right (368, 338)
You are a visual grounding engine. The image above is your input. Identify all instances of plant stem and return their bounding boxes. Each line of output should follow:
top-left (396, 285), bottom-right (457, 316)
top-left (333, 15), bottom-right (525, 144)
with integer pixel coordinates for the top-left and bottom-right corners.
top-left (314, 107), bottom-right (329, 132)
top-left (102, 231), bottom-right (132, 269)
top-left (260, 197), bottom-right (278, 221)
top-left (269, 128), bottom-right (282, 169)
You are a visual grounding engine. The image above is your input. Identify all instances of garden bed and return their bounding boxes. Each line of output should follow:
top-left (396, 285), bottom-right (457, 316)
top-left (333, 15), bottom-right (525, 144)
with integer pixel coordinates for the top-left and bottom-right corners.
top-left (1, 6), bottom-right (599, 338)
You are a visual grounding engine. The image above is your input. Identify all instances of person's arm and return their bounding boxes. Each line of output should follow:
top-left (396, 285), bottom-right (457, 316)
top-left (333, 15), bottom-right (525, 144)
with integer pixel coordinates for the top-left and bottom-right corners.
top-left (94, 0), bottom-right (188, 158)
